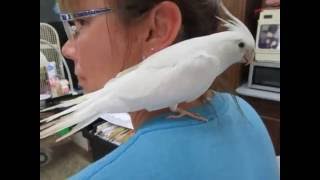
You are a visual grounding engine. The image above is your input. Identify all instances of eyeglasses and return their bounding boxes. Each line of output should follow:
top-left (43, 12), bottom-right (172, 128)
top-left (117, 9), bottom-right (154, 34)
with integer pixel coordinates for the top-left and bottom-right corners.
top-left (60, 7), bottom-right (113, 39)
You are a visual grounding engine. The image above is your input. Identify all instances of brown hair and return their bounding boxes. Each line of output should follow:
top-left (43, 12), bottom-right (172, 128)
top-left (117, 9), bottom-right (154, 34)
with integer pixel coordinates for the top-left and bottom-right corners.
top-left (58, 0), bottom-right (221, 42)
top-left (116, 0), bottom-right (221, 41)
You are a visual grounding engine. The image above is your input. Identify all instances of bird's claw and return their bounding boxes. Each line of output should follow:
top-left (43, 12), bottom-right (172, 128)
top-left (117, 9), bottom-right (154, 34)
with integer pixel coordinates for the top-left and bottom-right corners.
top-left (167, 108), bottom-right (208, 122)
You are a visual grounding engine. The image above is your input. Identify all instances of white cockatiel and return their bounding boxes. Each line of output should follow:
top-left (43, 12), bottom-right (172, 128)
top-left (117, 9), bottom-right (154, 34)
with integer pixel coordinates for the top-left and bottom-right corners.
top-left (40, 2), bottom-right (255, 142)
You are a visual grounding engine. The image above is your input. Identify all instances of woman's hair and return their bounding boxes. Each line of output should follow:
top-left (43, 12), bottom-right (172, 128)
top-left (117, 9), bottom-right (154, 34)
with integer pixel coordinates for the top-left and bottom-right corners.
top-left (59, 0), bottom-right (221, 40)
top-left (58, 0), bottom-right (221, 66)
top-left (115, 0), bottom-right (221, 41)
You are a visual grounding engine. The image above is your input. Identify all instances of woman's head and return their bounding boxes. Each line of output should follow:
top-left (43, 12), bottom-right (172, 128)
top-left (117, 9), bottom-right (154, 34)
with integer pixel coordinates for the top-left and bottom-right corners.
top-left (59, 0), bottom-right (220, 92)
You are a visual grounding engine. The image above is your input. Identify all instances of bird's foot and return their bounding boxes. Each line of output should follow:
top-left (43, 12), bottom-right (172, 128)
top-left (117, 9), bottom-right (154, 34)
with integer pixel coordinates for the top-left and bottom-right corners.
top-left (167, 107), bottom-right (208, 122)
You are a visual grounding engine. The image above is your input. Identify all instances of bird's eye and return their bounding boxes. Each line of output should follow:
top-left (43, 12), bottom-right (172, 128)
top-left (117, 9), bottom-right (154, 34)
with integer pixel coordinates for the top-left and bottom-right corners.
top-left (238, 42), bottom-right (245, 48)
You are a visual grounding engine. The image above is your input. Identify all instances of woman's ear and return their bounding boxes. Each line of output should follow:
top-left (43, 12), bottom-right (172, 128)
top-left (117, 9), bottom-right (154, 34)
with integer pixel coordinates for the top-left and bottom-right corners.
top-left (139, 1), bottom-right (182, 57)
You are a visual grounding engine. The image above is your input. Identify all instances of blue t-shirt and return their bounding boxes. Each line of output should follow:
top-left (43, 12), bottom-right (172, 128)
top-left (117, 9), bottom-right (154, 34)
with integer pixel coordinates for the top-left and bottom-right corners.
top-left (70, 93), bottom-right (279, 180)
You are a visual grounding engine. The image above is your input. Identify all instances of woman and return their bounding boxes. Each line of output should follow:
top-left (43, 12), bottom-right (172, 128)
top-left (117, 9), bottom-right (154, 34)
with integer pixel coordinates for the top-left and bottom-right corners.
top-left (59, 0), bottom-right (279, 179)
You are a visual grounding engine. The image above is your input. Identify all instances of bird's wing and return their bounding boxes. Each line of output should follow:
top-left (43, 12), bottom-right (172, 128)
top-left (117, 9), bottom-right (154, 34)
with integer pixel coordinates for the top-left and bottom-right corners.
top-left (110, 51), bottom-right (220, 112)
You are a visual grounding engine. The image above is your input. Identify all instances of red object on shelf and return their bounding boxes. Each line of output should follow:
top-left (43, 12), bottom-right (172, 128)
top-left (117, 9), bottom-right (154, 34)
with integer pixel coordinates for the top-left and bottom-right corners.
top-left (255, 8), bottom-right (263, 15)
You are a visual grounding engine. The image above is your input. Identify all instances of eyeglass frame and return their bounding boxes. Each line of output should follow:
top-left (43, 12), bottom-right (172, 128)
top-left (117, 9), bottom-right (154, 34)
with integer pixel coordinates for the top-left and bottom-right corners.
top-left (60, 7), bottom-right (113, 39)
top-left (60, 7), bottom-right (113, 21)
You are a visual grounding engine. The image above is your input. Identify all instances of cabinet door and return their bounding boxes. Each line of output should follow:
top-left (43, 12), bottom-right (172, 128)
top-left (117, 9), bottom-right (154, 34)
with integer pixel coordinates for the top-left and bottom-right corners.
top-left (261, 115), bottom-right (280, 155)
top-left (240, 95), bottom-right (280, 155)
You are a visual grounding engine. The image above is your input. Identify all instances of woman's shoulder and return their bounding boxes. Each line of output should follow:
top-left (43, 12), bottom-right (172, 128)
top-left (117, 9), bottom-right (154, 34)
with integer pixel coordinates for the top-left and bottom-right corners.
top-left (210, 91), bottom-right (259, 117)
top-left (207, 91), bottom-right (265, 129)
top-left (70, 92), bottom-right (272, 180)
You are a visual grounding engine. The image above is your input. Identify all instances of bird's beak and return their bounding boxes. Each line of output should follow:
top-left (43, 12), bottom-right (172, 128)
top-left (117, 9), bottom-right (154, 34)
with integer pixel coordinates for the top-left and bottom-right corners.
top-left (242, 49), bottom-right (255, 66)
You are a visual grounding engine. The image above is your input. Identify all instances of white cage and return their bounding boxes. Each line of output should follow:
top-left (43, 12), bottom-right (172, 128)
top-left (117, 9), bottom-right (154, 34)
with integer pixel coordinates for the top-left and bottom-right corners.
top-left (40, 23), bottom-right (75, 97)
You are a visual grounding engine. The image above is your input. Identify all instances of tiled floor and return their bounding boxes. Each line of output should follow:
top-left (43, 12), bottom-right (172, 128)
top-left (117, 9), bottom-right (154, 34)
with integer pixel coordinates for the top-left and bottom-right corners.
top-left (40, 137), bottom-right (92, 180)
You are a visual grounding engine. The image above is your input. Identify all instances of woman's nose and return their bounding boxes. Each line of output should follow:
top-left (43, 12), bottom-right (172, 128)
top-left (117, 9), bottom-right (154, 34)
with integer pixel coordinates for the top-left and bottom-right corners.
top-left (62, 40), bottom-right (77, 62)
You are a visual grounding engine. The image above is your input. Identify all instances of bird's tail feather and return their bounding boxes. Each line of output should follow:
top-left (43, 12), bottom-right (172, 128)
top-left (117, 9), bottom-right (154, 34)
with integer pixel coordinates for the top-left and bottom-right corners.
top-left (40, 90), bottom-right (100, 113)
top-left (40, 104), bottom-right (81, 123)
top-left (40, 96), bottom-right (86, 112)
top-left (40, 103), bottom-right (100, 139)
top-left (55, 115), bottom-right (100, 142)
top-left (40, 95), bottom-right (97, 123)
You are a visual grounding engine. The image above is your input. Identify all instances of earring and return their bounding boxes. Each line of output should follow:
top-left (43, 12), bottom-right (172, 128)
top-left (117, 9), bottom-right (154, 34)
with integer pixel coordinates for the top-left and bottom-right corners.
top-left (150, 48), bottom-right (155, 51)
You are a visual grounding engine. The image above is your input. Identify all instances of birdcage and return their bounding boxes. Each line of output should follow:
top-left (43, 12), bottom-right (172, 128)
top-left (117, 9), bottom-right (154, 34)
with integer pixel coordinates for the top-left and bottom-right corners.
top-left (40, 22), bottom-right (75, 98)
top-left (40, 66), bottom-right (50, 95)
top-left (40, 23), bottom-right (65, 77)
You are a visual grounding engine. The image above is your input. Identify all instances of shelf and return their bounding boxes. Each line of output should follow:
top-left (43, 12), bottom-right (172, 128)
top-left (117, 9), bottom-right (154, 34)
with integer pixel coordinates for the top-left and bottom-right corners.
top-left (236, 83), bottom-right (280, 102)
